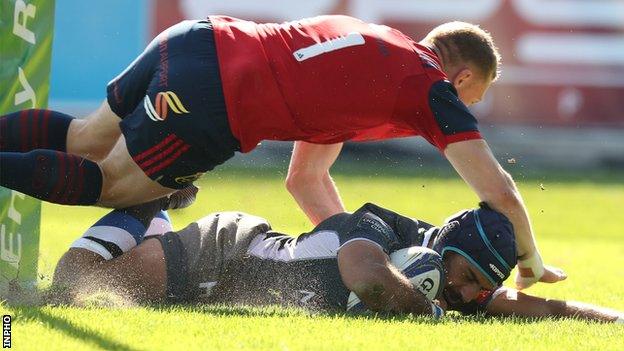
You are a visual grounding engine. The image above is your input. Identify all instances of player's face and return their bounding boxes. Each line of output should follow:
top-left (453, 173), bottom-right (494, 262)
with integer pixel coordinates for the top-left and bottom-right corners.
top-left (442, 252), bottom-right (496, 307)
top-left (452, 68), bottom-right (492, 107)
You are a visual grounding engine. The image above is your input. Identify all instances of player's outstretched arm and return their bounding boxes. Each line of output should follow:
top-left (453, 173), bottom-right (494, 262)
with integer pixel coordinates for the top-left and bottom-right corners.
top-left (337, 240), bottom-right (434, 315)
top-left (444, 139), bottom-right (566, 289)
top-left (485, 288), bottom-right (624, 323)
top-left (286, 141), bottom-right (346, 225)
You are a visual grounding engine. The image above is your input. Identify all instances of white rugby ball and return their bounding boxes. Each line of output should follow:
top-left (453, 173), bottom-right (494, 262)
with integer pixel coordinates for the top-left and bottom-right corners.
top-left (346, 246), bottom-right (445, 311)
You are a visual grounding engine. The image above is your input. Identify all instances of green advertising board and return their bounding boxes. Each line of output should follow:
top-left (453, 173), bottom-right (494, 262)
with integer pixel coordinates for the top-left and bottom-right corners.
top-left (0, 0), bottom-right (55, 294)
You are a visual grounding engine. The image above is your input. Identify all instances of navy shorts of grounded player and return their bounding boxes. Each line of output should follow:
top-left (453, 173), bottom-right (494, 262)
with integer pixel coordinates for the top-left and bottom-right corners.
top-left (107, 20), bottom-right (240, 189)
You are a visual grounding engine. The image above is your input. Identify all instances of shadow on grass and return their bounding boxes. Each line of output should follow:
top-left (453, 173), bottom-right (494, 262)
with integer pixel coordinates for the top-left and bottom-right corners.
top-left (9, 306), bottom-right (140, 351)
top-left (144, 302), bottom-right (550, 326)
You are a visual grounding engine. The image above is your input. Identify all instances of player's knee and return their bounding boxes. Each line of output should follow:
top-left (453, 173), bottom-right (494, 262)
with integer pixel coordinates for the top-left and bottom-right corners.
top-left (66, 110), bottom-right (121, 161)
top-left (285, 170), bottom-right (312, 194)
top-left (67, 119), bottom-right (107, 161)
top-left (97, 162), bottom-right (173, 208)
top-left (97, 161), bottom-right (125, 207)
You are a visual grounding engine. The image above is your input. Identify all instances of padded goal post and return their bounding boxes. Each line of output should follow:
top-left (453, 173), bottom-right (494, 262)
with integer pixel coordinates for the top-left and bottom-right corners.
top-left (0, 0), bottom-right (55, 294)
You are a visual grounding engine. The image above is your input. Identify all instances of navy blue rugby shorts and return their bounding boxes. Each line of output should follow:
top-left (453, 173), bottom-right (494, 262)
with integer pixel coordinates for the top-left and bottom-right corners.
top-left (106, 20), bottom-right (240, 189)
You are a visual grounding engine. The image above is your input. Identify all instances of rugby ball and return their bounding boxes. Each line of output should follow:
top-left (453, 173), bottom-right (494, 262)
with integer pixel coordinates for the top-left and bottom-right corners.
top-left (346, 246), bottom-right (445, 311)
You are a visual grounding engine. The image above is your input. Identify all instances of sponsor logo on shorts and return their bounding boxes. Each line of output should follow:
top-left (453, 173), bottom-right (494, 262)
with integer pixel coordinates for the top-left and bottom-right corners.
top-left (175, 172), bottom-right (204, 184)
top-left (143, 91), bottom-right (190, 122)
top-left (489, 263), bottom-right (505, 279)
top-left (158, 37), bottom-right (169, 88)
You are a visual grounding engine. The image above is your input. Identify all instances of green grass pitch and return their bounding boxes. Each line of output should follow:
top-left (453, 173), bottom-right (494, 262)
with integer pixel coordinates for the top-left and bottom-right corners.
top-left (2, 166), bottom-right (623, 350)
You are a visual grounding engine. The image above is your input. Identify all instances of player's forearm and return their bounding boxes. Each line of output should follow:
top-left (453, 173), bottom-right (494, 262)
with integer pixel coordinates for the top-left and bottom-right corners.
top-left (488, 289), bottom-right (624, 323)
top-left (351, 263), bottom-right (432, 315)
top-left (338, 241), bottom-right (433, 315)
top-left (445, 141), bottom-right (538, 259)
top-left (555, 301), bottom-right (624, 323)
top-left (322, 171), bottom-right (346, 215)
top-left (286, 172), bottom-right (345, 225)
top-left (484, 173), bottom-right (536, 259)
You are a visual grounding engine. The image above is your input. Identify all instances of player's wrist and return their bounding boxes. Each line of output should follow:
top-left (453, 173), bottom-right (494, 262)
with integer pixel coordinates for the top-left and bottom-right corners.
top-left (515, 252), bottom-right (545, 289)
top-left (517, 251), bottom-right (545, 278)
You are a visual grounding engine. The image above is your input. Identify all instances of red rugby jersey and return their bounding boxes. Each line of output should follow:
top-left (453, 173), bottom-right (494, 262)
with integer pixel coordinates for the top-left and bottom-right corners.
top-left (209, 15), bottom-right (482, 153)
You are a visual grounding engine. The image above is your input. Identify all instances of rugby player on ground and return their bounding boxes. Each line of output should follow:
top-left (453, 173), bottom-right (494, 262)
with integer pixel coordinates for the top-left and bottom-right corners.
top-left (1, 15), bottom-right (563, 288)
top-left (51, 201), bottom-right (623, 323)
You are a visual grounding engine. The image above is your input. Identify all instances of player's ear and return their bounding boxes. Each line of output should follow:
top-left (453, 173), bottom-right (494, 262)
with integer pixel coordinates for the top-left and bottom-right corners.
top-left (452, 68), bottom-right (473, 89)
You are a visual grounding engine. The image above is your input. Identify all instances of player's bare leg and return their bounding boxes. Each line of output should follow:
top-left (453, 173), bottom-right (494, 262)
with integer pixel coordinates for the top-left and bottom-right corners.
top-left (66, 100), bottom-right (123, 161)
top-left (53, 239), bottom-right (167, 303)
top-left (0, 100), bottom-right (120, 160)
top-left (98, 135), bottom-right (177, 208)
top-left (0, 112), bottom-right (196, 207)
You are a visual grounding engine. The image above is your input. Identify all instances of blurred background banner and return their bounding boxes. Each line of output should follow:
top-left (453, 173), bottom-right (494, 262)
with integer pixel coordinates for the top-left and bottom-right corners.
top-left (49, 0), bottom-right (148, 113)
top-left (0, 0), bottom-right (55, 292)
top-left (49, 0), bottom-right (624, 169)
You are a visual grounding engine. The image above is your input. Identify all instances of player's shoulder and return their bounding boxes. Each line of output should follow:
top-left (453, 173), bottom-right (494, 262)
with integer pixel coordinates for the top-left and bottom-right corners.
top-left (426, 79), bottom-right (479, 132)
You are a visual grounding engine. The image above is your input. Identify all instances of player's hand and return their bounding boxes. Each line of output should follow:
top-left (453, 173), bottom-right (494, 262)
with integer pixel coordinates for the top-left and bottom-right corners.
top-left (538, 265), bottom-right (567, 284)
top-left (515, 252), bottom-right (567, 289)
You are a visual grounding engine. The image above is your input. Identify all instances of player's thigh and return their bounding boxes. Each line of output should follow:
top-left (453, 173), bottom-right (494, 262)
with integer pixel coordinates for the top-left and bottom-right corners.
top-left (107, 238), bottom-right (167, 300)
top-left (98, 136), bottom-right (175, 208)
top-left (66, 100), bottom-right (122, 161)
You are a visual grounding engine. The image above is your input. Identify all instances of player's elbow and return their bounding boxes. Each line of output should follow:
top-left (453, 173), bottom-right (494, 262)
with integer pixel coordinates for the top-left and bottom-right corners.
top-left (351, 281), bottom-right (388, 311)
top-left (340, 258), bottom-right (383, 293)
top-left (285, 168), bottom-right (323, 195)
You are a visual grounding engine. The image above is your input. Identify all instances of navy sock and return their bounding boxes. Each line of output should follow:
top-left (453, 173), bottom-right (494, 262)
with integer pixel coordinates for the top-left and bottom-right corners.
top-left (0, 150), bottom-right (102, 205)
top-left (117, 200), bottom-right (166, 228)
top-left (0, 109), bottom-right (74, 152)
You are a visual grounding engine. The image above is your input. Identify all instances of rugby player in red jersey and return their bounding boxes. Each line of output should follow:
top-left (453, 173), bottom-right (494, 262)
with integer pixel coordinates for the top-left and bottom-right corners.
top-left (0, 15), bottom-right (564, 289)
top-left (50, 201), bottom-right (623, 323)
